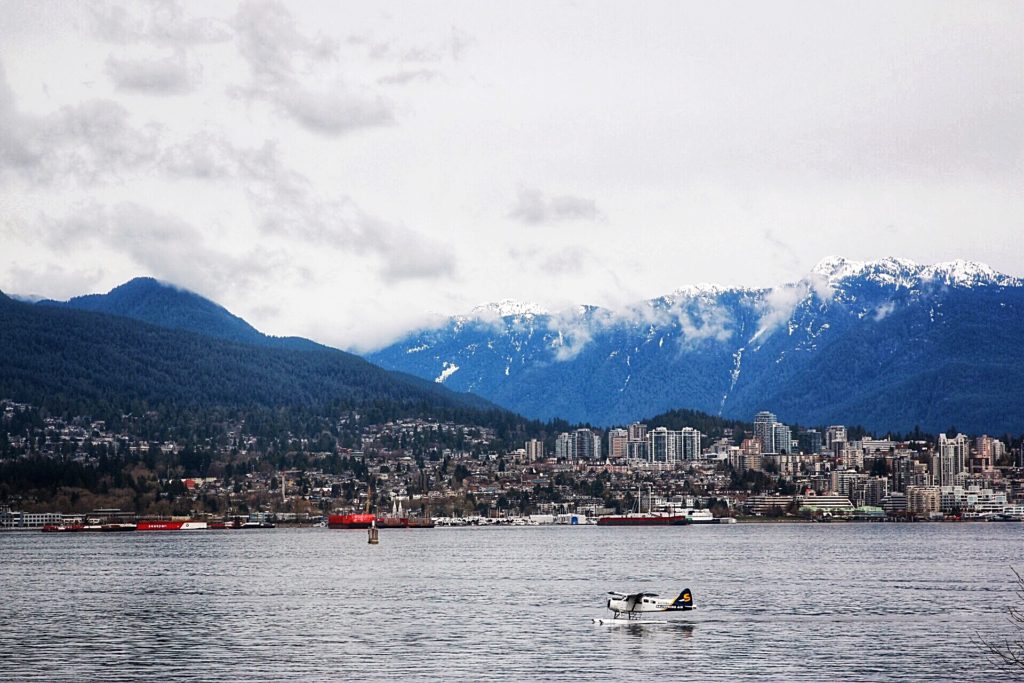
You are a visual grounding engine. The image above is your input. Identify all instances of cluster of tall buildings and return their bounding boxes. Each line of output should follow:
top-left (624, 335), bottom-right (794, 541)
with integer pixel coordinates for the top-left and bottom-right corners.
top-left (529, 410), bottom-right (1016, 487)
top-left (552, 429), bottom-right (601, 461)
top-left (533, 423), bottom-right (704, 463)
top-left (606, 424), bottom-right (701, 463)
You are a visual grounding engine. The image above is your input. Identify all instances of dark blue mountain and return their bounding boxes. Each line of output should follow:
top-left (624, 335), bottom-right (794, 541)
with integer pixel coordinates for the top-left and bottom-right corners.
top-left (366, 258), bottom-right (1024, 435)
top-left (0, 291), bottom-right (498, 419)
top-left (39, 277), bottom-right (322, 350)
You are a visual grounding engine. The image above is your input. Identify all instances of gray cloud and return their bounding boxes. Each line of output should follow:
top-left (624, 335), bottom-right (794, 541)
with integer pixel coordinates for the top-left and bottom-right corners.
top-left (105, 51), bottom-right (195, 94)
top-left (377, 69), bottom-right (438, 86)
top-left (154, 132), bottom-right (456, 283)
top-left (509, 188), bottom-right (604, 225)
top-left (256, 190), bottom-right (456, 283)
top-left (90, 1), bottom-right (230, 45)
top-left (352, 25), bottom-right (474, 63)
top-left (4, 263), bottom-right (106, 302)
top-left (37, 202), bottom-right (285, 297)
top-left (0, 61), bottom-right (159, 184)
top-left (275, 85), bottom-right (393, 136)
top-left (233, 0), bottom-right (336, 87)
top-left (231, 1), bottom-right (394, 136)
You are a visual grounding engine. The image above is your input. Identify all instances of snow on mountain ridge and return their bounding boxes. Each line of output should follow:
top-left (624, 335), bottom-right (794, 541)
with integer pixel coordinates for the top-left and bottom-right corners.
top-left (470, 299), bottom-right (549, 318)
top-left (921, 260), bottom-right (1019, 287)
top-left (812, 256), bottom-right (1018, 288)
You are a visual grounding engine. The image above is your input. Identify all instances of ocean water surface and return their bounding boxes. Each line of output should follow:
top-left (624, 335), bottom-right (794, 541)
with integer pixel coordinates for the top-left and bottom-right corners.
top-left (0, 523), bottom-right (1020, 681)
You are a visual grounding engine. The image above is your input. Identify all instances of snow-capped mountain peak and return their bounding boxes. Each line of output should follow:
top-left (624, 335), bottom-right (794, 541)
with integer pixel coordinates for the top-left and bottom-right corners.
top-left (921, 260), bottom-right (1018, 287)
top-left (812, 256), bottom-right (1018, 289)
top-left (470, 299), bottom-right (549, 318)
top-left (812, 256), bottom-right (921, 287)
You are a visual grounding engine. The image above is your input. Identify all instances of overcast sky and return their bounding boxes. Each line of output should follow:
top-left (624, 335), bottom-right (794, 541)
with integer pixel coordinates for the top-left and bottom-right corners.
top-left (1, 1), bottom-right (1021, 350)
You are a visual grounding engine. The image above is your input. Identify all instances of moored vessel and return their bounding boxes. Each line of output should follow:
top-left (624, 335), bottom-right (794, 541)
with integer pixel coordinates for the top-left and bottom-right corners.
top-left (596, 486), bottom-right (689, 526)
top-left (136, 520), bottom-right (208, 531)
top-left (374, 516), bottom-right (435, 529)
top-left (327, 512), bottom-right (375, 529)
top-left (597, 512), bottom-right (688, 526)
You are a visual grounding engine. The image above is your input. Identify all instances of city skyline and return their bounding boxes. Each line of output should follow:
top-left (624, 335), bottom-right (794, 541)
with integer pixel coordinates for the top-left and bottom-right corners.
top-left (2, 1), bottom-right (1023, 351)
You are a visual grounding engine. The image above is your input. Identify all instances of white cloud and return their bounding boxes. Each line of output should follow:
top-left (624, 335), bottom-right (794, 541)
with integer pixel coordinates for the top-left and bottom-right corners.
top-left (873, 301), bottom-right (897, 321)
top-left (509, 188), bottom-right (603, 225)
top-left (1, 1), bottom-right (1022, 352)
top-left (274, 85), bottom-right (393, 136)
top-left (105, 50), bottom-right (195, 94)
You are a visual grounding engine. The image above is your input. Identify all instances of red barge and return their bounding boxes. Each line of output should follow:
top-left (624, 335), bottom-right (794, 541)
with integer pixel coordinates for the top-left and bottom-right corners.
top-left (596, 513), bottom-right (688, 526)
top-left (136, 520), bottom-right (208, 531)
top-left (374, 516), bottom-right (435, 529)
top-left (327, 513), bottom-right (375, 529)
top-left (596, 486), bottom-right (690, 526)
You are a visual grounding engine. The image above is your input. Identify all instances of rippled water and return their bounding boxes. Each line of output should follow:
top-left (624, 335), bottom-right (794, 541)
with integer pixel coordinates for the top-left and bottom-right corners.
top-left (0, 523), bottom-right (1020, 681)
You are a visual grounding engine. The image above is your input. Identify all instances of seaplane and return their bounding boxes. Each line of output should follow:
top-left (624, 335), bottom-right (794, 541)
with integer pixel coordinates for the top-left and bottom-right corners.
top-left (592, 589), bottom-right (694, 625)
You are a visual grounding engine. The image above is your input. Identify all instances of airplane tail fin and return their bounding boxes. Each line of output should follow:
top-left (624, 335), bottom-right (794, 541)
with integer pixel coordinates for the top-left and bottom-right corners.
top-left (672, 588), bottom-right (694, 609)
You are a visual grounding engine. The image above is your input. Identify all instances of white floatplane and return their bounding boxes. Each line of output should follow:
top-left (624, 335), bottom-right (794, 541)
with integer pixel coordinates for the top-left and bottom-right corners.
top-left (592, 589), bottom-right (694, 625)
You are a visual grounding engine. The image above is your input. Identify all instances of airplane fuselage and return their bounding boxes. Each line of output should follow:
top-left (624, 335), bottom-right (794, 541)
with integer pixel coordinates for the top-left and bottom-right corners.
top-left (606, 589), bottom-right (693, 617)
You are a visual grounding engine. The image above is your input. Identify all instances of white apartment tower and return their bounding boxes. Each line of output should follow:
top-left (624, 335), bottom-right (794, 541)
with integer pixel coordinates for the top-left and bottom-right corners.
top-left (753, 411), bottom-right (777, 454)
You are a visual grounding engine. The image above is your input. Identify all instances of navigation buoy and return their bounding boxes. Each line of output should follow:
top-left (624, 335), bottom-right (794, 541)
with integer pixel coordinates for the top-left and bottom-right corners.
top-left (368, 522), bottom-right (379, 544)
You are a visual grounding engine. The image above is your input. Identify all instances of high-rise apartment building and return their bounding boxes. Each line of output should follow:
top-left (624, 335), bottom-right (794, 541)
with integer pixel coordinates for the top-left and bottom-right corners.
top-left (627, 423), bottom-right (648, 442)
top-left (798, 429), bottom-right (822, 455)
top-left (525, 439), bottom-right (544, 461)
top-left (937, 433), bottom-right (970, 478)
top-left (607, 428), bottom-right (628, 459)
top-left (555, 433), bottom-right (571, 460)
top-left (753, 411), bottom-right (777, 454)
top-left (649, 427), bottom-right (676, 463)
top-left (773, 423), bottom-right (793, 455)
top-left (570, 428), bottom-right (601, 461)
top-left (826, 425), bottom-right (847, 450)
top-left (681, 427), bottom-right (702, 460)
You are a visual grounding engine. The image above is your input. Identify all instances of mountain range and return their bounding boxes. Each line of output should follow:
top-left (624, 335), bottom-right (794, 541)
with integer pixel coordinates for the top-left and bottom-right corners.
top-left (366, 257), bottom-right (1024, 435)
top-left (0, 279), bottom-right (498, 422)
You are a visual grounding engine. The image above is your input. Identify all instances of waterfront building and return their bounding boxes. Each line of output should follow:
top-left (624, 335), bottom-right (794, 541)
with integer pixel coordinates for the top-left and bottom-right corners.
top-left (881, 492), bottom-right (908, 515)
top-left (746, 494), bottom-right (795, 515)
top-left (796, 493), bottom-right (855, 516)
top-left (907, 486), bottom-right (942, 515)
top-left (938, 485), bottom-right (1007, 515)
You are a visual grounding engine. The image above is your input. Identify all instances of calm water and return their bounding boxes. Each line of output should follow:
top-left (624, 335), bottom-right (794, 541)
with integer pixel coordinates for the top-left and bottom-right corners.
top-left (0, 523), bottom-right (1021, 681)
